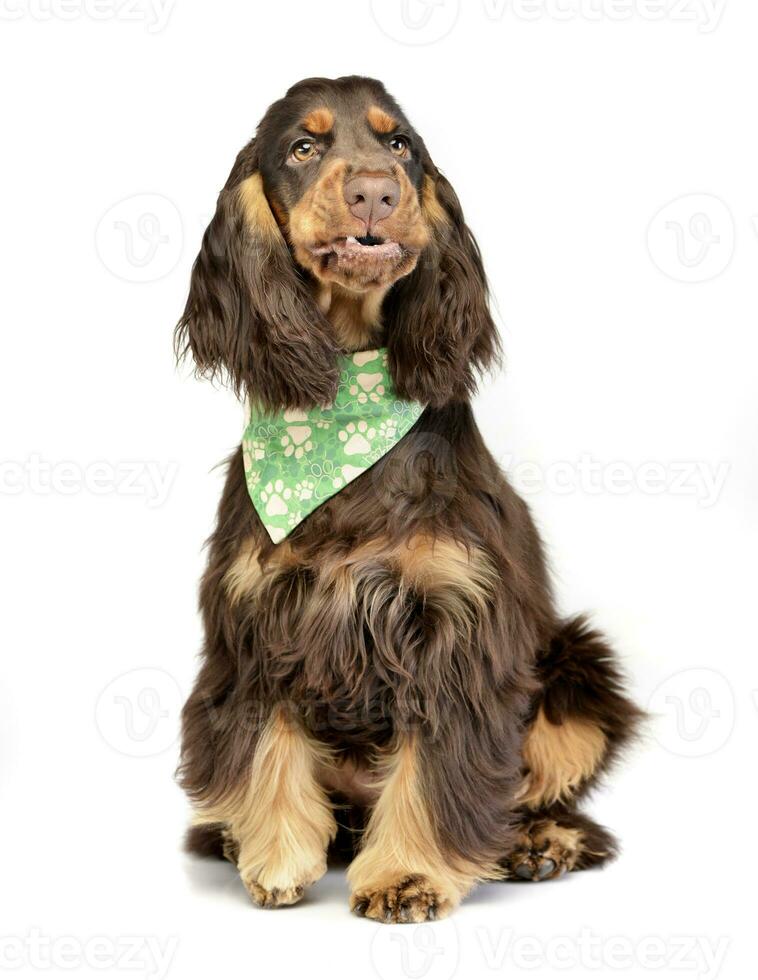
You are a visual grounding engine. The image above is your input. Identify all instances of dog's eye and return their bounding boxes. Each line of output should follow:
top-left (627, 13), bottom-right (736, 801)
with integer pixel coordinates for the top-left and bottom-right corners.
top-left (388, 135), bottom-right (409, 158)
top-left (290, 139), bottom-right (318, 163)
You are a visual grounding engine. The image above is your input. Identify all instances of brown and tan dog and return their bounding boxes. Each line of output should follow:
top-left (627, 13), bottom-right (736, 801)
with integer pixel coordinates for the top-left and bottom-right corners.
top-left (176, 75), bottom-right (642, 923)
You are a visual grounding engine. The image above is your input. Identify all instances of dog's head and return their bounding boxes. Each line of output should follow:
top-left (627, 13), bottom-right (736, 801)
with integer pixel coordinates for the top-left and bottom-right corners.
top-left (177, 76), bottom-right (499, 411)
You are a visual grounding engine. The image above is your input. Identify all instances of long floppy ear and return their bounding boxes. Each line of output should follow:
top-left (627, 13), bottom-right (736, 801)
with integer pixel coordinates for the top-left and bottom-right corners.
top-left (175, 139), bottom-right (340, 411)
top-left (384, 168), bottom-right (501, 407)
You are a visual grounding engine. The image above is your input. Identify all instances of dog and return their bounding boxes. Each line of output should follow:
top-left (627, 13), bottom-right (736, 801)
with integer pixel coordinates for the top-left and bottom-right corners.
top-left (175, 75), bottom-right (642, 923)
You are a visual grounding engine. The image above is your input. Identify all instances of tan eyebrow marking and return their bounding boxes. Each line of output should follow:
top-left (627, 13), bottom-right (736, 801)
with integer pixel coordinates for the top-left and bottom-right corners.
top-left (367, 105), bottom-right (398, 134)
top-left (302, 107), bottom-right (334, 135)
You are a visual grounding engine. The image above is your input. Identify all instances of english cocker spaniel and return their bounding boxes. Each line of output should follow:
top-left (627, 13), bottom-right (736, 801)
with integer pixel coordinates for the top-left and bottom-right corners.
top-left (176, 75), bottom-right (641, 923)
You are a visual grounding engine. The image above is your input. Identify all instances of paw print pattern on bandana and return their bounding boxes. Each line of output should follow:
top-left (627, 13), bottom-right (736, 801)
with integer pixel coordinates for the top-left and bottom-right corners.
top-left (379, 419), bottom-right (398, 441)
top-left (259, 480), bottom-right (292, 517)
top-left (242, 348), bottom-right (424, 543)
top-left (295, 479), bottom-right (316, 501)
top-left (349, 372), bottom-right (386, 405)
top-left (338, 421), bottom-right (376, 455)
top-left (281, 424), bottom-right (313, 459)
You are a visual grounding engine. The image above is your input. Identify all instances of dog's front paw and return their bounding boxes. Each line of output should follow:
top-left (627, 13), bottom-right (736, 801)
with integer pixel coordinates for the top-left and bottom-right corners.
top-left (244, 880), bottom-right (306, 908)
top-left (350, 874), bottom-right (455, 923)
top-left (242, 860), bottom-right (326, 909)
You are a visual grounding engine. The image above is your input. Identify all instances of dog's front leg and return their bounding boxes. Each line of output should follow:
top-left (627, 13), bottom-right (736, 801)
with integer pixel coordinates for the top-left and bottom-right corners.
top-left (347, 727), bottom-right (512, 923)
top-left (197, 704), bottom-right (336, 908)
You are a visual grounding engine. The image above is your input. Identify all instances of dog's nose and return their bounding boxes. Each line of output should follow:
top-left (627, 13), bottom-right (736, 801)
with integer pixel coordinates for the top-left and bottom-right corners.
top-left (343, 175), bottom-right (400, 228)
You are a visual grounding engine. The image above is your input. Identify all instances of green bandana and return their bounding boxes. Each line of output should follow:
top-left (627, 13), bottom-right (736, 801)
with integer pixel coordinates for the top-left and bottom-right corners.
top-left (242, 348), bottom-right (424, 543)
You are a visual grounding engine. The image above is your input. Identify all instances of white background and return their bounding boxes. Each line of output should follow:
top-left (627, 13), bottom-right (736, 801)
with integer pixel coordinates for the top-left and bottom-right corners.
top-left (1, 1), bottom-right (755, 978)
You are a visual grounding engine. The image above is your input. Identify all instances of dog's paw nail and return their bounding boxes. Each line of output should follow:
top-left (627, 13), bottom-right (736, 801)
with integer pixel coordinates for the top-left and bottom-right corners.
top-left (536, 859), bottom-right (556, 880)
top-left (352, 897), bottom-right (370, 917)
top-left (515, 863), bottom-right (534, 880)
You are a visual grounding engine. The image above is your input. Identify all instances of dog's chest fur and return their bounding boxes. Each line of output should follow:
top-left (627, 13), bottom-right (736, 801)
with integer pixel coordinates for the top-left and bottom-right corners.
top-left (213, 405), bottom-right (535, 758)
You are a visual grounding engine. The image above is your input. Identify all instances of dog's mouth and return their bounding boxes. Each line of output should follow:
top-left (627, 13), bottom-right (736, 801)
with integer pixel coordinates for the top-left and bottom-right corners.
top-left (310, 235), bottom-right (405, 264)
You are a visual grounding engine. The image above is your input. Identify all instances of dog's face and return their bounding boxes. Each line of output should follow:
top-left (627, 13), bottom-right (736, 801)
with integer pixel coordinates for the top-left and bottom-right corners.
top-left (177, 76), bottom-right (498, 412)
top-left (256, 82), bottom-right (430, 292)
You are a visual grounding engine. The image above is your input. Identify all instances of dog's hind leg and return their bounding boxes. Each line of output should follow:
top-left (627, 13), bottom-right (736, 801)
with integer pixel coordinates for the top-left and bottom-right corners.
top-left (502, 806), bottom-right (619, 880)
top-left (185, 822), bottom-right (227, 860)
top-left (502, 615), bottom-right (643, 881)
